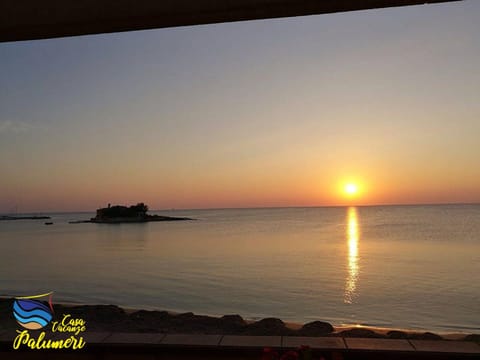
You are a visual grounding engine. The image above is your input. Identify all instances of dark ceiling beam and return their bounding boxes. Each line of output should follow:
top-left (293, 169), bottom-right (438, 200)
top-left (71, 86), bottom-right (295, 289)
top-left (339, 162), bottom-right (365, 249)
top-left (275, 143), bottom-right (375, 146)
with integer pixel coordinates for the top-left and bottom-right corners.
top-left (0, 0), bottom-right (462, 43)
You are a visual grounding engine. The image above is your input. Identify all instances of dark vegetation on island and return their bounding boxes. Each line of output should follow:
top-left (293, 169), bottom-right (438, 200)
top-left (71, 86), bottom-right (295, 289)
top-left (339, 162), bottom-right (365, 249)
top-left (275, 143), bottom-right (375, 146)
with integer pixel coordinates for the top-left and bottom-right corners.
top-left (0, 299), bottom-right (478, 342)
top-left (70, 203), bottom-right (193, 224)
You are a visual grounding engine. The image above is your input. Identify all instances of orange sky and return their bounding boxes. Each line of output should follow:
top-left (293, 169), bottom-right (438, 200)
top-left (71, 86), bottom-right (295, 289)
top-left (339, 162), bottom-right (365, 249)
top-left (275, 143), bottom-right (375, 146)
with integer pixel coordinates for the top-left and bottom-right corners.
top-left (1, 1), bottom-right (479, 212)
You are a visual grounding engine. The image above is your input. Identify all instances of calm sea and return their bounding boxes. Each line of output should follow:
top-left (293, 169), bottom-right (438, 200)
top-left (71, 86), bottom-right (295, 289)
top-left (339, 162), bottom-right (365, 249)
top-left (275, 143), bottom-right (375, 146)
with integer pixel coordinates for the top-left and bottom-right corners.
top-left (1, 205), bottom-right (479, 333)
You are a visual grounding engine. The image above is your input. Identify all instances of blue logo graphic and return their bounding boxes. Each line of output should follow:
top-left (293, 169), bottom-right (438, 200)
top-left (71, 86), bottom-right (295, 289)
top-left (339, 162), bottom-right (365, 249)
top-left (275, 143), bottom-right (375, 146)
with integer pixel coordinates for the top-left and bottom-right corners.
top-left (13, 293), bottom-right (54, 330)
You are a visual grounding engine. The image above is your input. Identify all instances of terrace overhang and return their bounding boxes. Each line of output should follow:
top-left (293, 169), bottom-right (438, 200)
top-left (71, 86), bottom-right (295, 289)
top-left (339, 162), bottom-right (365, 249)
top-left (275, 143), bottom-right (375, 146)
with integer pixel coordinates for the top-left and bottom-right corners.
top-left (0, 0), bottom-right (463, 42)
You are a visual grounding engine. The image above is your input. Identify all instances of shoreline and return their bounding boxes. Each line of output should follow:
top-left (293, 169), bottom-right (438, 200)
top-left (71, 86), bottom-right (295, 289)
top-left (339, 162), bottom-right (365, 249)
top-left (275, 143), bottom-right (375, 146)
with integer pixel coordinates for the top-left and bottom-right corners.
top-left (4, 203), bottom-right (480, 215)
top-left (0, 215), bottom-right (51, 220)
top-left (69, 215), bottom-right (194, 224)
top-left (1, 298), bottom-right (477, 342)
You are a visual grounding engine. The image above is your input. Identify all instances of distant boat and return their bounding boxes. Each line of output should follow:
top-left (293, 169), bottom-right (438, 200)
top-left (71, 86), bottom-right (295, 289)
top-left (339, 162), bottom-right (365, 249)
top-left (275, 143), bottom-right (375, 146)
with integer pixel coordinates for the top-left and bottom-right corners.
top-left (44, 222), bottom-right (53, 225)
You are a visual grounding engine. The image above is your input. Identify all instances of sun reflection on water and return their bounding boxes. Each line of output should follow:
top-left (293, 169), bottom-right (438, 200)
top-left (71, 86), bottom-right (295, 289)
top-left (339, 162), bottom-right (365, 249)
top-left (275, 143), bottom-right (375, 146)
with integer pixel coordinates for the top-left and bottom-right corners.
top-left (344, 206), bottom-right (360, 304)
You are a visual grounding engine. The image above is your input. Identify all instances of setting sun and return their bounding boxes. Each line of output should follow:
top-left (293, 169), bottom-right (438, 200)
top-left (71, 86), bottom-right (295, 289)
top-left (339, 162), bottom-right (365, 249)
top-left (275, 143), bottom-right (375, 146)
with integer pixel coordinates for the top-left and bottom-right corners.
top-left (336, 180), bottom-right (364, 203)
top-left (345, 183), bottom-right (358, 196)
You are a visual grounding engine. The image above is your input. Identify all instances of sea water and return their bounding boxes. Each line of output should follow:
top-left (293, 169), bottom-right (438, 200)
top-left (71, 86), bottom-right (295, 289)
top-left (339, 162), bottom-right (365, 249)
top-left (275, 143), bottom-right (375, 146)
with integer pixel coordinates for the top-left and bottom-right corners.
top-left (1, 204), bottom-right (479, 333)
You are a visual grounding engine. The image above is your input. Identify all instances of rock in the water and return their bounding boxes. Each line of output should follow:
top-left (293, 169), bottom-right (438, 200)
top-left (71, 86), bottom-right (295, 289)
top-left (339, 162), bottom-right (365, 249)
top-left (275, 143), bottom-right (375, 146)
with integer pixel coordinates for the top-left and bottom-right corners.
top-left (125, 310), bottom-right (171, 332)
top-left (464, 334), bottom-right (480, 343)
top-left (67, 305), bottom-right (127, 323)
top-left (243, 317), bottom-right (293, 335)
top-left (219, 314), bottom-right (247, 333)
top-left (176, 312), bottom-right (195, 319)
top-left (387, 330), bottom-right (409, 339)
top-left (409, 332), bottom-right (443, 340)
top-left (129, 310), bottom-right (171, 324)
top-left (221, 314), bottom-right (245, 325)
top-left (339, 328), bottom-right (385, 338)
top-left (299, 321), bottom-right (334, 336)
top-left (174, 314), bottom-right (220, 333)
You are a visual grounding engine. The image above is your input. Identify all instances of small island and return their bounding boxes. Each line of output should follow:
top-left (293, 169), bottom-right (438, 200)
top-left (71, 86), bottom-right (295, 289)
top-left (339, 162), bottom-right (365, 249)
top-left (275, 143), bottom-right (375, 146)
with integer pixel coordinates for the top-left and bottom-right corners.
top-left (72, 203), bottom-right (193, 224)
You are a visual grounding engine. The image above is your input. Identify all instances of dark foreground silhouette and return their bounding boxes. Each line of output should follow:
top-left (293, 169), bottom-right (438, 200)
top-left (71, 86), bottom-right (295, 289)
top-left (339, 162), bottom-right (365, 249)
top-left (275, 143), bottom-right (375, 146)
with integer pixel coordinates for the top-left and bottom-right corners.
top-left (1, 298), bottom-right (478, 342)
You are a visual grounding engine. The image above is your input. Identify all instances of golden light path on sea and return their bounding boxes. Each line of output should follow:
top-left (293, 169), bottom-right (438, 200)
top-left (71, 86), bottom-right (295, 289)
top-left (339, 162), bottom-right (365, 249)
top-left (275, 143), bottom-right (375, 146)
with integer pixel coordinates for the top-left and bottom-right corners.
top-left (344, 206), bottom-right (359, 304)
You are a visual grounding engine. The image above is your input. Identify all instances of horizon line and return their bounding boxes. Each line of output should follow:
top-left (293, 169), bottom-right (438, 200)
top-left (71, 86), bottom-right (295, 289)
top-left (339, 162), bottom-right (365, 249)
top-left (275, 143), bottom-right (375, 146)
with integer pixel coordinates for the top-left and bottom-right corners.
top-left (3, 201), bottom-right (479, 215)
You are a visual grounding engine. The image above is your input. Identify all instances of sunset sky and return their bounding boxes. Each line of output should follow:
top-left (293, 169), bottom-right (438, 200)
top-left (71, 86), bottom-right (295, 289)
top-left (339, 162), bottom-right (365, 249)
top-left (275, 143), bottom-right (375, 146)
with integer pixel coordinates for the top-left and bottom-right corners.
top-left (1, 1), bottom-right (479, 213)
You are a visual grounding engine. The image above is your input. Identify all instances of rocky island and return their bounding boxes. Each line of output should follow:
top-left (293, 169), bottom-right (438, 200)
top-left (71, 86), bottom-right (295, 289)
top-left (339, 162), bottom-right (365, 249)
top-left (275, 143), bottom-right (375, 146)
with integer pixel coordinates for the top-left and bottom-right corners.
top-left (92, 203), bottom-right (193, 223)
top-left (71, 203), bottom-right (193, 224)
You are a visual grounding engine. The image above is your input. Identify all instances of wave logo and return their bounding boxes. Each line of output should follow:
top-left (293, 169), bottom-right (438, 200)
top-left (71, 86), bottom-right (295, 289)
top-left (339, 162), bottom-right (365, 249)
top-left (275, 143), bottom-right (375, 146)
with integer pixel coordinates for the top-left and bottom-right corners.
top-left (13, 292), bottom-right (54, 330)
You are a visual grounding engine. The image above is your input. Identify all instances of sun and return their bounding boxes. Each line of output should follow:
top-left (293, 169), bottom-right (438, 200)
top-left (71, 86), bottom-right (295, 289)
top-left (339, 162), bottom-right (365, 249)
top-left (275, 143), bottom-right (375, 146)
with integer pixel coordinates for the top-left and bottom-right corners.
top-left (337, 179), bottom-right (365, 201)
top-left (344, 183), bottom-right (359, 196)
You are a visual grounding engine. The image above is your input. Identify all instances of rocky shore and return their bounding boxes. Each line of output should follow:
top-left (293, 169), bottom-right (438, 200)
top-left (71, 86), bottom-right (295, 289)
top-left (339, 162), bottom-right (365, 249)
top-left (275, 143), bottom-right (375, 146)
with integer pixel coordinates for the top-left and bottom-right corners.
top-left (70, 215), bottom-right (193, 224)
top-left (1, 299), bottom-right (478, 343)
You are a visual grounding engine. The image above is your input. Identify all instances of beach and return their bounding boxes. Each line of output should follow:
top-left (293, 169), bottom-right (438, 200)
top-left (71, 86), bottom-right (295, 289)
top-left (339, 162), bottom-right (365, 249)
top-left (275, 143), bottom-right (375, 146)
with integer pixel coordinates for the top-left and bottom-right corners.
top-left (2, 299), bottom-right (478, 343)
